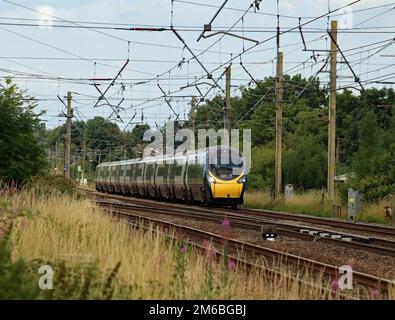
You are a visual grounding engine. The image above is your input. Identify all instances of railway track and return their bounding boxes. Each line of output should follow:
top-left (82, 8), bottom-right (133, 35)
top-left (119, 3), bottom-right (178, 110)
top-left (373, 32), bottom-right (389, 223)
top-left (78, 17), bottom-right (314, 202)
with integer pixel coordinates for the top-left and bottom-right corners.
top-left (79, 187), bottom-right (395, 238)
top-left (79, 188), bottom-right (395, 257)
top-left (78, 188), bottom-right (395, 294)
top-left (96, 199), bottom-right (395, 257)
top-left (236, 208), bottom-right (395, 238)
top-left (103, 205), bottom-right (394, 296)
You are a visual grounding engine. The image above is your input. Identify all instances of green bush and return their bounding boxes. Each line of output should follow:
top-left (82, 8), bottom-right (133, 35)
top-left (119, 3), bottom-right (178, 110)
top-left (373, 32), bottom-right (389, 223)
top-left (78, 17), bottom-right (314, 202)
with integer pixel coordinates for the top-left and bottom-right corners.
top-left (26, 175), bottom-right (78, 198)
top-left (339, 176), bottom-right (394, 204)
top-left (247, 146), bottom-right (275, 190)
top-left (0, 225), bottom-right (43, 299)
top-left (357, 176), bottom-right (394, 203)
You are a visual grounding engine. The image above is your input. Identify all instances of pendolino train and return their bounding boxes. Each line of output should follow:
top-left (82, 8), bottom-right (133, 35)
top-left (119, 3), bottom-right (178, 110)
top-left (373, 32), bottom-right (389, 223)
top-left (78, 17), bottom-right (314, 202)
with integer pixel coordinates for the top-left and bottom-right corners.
top-left (95, 146), bottom-right (247, 207)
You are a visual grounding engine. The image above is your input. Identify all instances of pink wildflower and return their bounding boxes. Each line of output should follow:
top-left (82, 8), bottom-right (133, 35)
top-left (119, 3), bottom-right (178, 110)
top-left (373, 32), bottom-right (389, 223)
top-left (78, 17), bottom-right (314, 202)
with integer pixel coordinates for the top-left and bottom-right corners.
top-left (202, 240), bottom-right (216, 261)
top-left (180, 245), bottom-right (187, 255)
top-left (371, 287), bottom-right (379, 300)
top-left (331, 279), bottom-right (339, 299)
top-left (221, 219), bottom-right (230, 230)
top-left (228, 259), bottom-right (236, 271)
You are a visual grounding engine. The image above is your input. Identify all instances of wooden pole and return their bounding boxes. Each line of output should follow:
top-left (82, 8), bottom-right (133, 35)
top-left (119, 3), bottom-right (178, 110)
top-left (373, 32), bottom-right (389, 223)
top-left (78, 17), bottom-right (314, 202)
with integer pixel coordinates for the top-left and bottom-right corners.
top-left (327, 21), bottom-right (338, 202)
top-left (275, 51), bottom-right (283, 199)
top-left (224, 65), bottom-right (231, 133)
top-left (64, 92), bottom-right (72, 179)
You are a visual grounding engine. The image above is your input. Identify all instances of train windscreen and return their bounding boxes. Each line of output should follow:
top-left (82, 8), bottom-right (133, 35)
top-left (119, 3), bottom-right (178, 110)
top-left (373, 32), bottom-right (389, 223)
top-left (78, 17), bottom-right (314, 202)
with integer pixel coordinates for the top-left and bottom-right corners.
top-left (209, 147), bottom-right (243, 180)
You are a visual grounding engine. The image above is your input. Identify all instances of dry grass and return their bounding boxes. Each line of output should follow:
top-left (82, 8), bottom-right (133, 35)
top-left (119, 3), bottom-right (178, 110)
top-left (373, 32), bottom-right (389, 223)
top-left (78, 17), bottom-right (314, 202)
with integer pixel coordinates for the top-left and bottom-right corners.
top-left (1, 188), bottom-right (393, 299)
top-left (243, 190), bottom-right (331, 217)
top-left (243, 190), bottom-right (394, 225)
top-left (358, 199), bottom-right (394, 225)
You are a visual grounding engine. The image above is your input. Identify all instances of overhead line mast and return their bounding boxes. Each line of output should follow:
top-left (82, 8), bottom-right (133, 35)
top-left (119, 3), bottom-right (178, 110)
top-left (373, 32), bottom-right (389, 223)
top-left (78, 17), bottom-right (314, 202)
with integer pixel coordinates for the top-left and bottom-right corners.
top-left (327, 20), bottom-right (338, 202)
top-left (64, 92), bottom-right (73, 179)
top-left (274, 0), bottom-right (283, 200)
top-left (224, 65), bottom-right (231, 132)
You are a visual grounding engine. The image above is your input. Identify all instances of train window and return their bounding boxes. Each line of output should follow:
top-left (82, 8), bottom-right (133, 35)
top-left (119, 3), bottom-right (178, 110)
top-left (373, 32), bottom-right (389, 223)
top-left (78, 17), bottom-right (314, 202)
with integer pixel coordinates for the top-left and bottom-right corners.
top-left (136, 163), bottom-right (144, 179)
top-left (174, 165), bottom-right (183, 177)
top-left (131, 164), bottom-right (136, 181)
top-left (188, 164), bottom-right (197, 178)
top-left (157, 163), bottom-right (167, 177)
top-left (168, 163), bottom-right (175, 182)
top-left (115, 166), bottom-right (119, 179)
top-left (126, 165), bottom-right (132, 178)
top-left (119, 167), bottom-right (123, 179)
top-left (189, 163), bottom-right (204, 180)
top-left (146, 163), bottom-right (154, 180)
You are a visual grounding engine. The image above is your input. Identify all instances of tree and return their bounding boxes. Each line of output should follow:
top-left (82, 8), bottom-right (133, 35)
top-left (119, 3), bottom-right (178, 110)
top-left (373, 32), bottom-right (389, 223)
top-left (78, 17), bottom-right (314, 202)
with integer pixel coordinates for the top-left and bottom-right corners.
top-left (127, 123), bottom-right (150, 145)
top-left (347, 111), bottom-right (395, 201)
top-left (190, 76), bottom-right (394, 196)
top-left (85, 117), bottom-right (122, 150)
top-left (283, 137), bottom-right (327, 189)
top-left (247, 146), bottom-right (275, 190)
top-left (0, 78), bottom-right (48, 183)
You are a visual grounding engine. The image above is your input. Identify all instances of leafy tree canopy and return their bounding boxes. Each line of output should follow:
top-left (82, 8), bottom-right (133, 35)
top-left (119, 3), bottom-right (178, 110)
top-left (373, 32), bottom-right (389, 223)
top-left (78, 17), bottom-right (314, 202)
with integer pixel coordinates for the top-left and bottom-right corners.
top-left (0, 78), bottom-right (48, 183)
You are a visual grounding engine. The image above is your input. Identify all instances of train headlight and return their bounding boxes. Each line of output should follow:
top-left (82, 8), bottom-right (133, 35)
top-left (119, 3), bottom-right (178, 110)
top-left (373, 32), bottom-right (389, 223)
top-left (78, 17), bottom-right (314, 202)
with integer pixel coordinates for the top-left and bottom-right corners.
top-left (208, 176), bottom-right (216, 183)
top-left (237, 176), bottom-right (246, 184)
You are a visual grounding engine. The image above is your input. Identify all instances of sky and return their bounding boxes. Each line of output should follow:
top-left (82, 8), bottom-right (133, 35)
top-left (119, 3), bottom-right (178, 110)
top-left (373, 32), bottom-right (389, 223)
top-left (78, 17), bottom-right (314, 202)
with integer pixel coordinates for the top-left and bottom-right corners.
top-left (0, 0), bottom-right (394, 129)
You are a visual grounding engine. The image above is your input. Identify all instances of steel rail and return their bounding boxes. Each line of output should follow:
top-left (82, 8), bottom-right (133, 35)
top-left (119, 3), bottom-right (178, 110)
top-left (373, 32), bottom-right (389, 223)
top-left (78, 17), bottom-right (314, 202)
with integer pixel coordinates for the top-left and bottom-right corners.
top-left (95, 199), bottom-right (395, 258)
top-left (78, 188), bottom-right (395, 253)
top-left (103, 206), bottom-right (394, 294)
top-left (116, 215), bottom-right (350, 299)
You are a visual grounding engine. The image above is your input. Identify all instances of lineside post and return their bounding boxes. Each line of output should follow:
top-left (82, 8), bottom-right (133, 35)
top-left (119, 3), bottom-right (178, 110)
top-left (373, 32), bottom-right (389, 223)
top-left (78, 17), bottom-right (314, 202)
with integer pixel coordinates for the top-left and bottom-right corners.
top-left (224, 65), bottom-right (231, 133)
top-left (64, 92), bottom-right (72, 179)
top-left (275, 51), bottom-right (283, 199)
top-left (327, 21), bottom-right (338, 202)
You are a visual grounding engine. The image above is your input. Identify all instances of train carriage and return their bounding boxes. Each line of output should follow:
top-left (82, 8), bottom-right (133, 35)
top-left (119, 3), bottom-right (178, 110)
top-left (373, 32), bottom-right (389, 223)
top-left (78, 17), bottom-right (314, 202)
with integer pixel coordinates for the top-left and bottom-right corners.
top-left (95, 146), bottom-right (247, 207)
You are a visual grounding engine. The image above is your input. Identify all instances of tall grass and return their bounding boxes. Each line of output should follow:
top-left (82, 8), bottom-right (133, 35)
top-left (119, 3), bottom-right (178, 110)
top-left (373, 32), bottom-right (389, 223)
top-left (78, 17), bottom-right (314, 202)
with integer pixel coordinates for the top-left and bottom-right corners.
top-left (243, 190), bottom-right (394, 225)
top-left (1, 186), bottom-right (393, 299)
top-left (243, 190), bottom-right (331, 217)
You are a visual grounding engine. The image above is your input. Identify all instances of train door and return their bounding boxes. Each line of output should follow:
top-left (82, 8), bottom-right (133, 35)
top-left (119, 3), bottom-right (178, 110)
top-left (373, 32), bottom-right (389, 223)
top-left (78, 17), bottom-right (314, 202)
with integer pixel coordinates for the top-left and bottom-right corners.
top-left (173, 157), bottom-right (186, 201)
top-left (119, 164), bottom-right (126, 194)
top-left (136, 161), bottom-right (145, 196)
top-left (187, 154), bottom-right (206, 202)
top-left (155, 159), bottom-right (168, 199)
top-left (144, 161), bottom-right (156, 198)
top-left (115, 165), bottom-right (121, 193)
top-left (130, 163), bottom-right (137, 195)
top-left (125, 163), bottom-right (132, 195)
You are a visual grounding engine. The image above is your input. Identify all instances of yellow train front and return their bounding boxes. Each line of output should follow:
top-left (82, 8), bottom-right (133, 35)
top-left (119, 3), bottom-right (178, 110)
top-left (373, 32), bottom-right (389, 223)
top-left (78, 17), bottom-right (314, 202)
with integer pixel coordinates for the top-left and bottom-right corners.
top-left (203, 146), bottom-right (246, 207)
top-left (95, 146), bottom-right (246, 208)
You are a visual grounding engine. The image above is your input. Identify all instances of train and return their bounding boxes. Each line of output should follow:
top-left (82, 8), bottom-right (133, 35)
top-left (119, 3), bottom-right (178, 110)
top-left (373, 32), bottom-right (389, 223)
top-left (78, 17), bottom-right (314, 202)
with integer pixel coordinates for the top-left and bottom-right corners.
top-left (95, 146), bottom-right (247, 207)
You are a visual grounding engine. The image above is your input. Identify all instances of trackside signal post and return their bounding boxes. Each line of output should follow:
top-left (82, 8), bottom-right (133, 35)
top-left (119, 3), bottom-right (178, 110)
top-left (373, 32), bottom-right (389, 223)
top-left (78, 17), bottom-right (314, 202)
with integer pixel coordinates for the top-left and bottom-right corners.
top-left (327, 21), bottom-right (338, 201)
